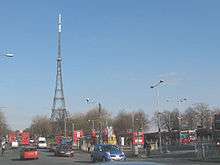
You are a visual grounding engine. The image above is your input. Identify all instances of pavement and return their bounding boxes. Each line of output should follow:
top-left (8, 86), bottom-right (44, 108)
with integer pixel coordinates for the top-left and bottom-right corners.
top-left (125, 149), bottom-right (220, 165)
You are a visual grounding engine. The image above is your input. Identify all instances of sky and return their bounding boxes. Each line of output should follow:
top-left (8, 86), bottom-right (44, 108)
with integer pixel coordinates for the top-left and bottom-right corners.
top-left (0, 0), bottom-right (220, 130)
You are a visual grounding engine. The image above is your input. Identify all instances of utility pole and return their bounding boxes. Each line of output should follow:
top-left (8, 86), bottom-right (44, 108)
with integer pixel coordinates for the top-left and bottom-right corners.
top-left (98, 103), bottom-right (103, 144)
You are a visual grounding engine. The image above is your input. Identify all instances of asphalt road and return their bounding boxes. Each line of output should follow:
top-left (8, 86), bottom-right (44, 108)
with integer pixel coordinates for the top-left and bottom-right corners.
top-left (0, 149), bottom-right (91, 165)
top-left (0, 149), bottom-right (219, 165)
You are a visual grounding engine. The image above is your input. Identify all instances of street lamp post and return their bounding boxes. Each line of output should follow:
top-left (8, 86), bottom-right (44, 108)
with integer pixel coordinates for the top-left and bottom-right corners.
top-left (72, 123), bottom-right (75, 146)
top-left (0, 52), bottom-right (14, 140)
top-left (175, 97), bottom-right (187, 148)
top-left (64, 118), bottom-right (67, 138)
top-left (1, 52), bottom-right (14, 58)
top-left (150, 80), bottom-right (164, 154)
top-left (85, 98), bottom-right (103, 144)
top-left (177, 98), bottom-right (187, 129)
top-left (131, 112), bottom-right (136, 156)
top-left (88, 120), bottom-right (95, 131)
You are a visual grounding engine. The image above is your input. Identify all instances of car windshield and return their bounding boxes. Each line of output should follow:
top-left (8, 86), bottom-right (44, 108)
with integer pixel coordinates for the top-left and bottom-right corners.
top-left (103, 145), bottom-right (120, 152)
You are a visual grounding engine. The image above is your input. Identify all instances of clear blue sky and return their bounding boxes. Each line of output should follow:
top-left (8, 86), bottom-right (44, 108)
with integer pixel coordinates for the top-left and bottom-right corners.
top-left (0, 0), bottom-right (220, 130)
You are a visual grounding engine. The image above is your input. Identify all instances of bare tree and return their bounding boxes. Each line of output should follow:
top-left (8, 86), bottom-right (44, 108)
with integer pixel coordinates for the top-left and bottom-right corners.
top-left (194, 103), bottom-right (212, 129)
top-left (182, 103), bottom-right (212, 130)
top-left (68, 107), bottom-right (112, 135)
top-left (0, 110), bottom-right (9, 136)
top-left (30, 115), bottom-right (52, 137)
top-left (134, 110), bottom-right (149, 131)
top-left (212, 107), bottom-right (220, 115)
top-left (182, 107), bottom-right (198, 130)
top-left (113, 110), bottom-right (149, 136)
top-left (113, 111), bottom-right (132, 136)
top-left (160, 108), bottom-right (180, 131)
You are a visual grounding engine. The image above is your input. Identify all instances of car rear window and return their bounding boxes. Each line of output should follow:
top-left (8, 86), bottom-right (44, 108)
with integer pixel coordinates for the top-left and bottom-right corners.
top-left (24, 148), bottom-right (37, 151)
top-left (60, 144), bottom-right (72, 150)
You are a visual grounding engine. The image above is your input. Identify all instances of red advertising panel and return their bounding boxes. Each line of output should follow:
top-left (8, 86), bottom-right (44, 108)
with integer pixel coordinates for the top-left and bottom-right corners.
top-left (55, 135), bottom-right (62, 145)
top-left (8, 132), bottom-right (16, 143)
top-left (21, 132), bottom-right (30, 145)
top-left (72, 130), bottom-right (84, 145)
top-left (132, 131), bottom-right (144, 145)
top-left (73, 131), bottom-right (77, 144)
top-left (91, 130), bottom-right (96, 138)
top-left (80, 130), bottom-right (84, 138)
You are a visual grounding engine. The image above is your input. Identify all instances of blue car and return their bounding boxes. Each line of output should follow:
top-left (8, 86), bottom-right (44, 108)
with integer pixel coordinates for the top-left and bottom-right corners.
top-left (91, 144), bottom-right (126, 162)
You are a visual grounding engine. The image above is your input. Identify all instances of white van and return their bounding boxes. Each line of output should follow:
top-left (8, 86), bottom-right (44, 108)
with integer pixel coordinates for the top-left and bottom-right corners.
top-left (38, 137), bottom-right (47, 149)
top-left (11, 141), bottom-right (19, 148)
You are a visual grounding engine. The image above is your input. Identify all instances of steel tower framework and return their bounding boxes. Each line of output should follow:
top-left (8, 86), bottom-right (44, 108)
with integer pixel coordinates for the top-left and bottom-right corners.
top-left (51, 14), bottom-right (69, 130)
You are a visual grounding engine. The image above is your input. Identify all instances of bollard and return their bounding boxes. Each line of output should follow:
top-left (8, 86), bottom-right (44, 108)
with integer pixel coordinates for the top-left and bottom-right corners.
top-left (202, 143), bottom-right (206, 160)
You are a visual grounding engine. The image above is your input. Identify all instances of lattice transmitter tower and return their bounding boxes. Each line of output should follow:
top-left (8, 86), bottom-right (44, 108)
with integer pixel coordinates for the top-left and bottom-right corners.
top-left (51, 14), bottom-right (69, 126)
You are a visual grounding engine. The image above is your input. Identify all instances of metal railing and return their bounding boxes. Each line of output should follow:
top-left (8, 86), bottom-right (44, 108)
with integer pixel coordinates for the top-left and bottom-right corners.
top-left (195, 141), bottom-right (220, 160)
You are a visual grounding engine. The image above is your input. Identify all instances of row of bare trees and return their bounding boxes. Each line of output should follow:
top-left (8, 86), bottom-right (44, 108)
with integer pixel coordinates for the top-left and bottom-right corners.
top-left (28, 108), bottom-right (149, 137)
top-left (159, 103), bottom-right (220, 132)
top-left (0, 110), bottom-right (9, 136)
top-left (27, 103), bottom-right (220, 137)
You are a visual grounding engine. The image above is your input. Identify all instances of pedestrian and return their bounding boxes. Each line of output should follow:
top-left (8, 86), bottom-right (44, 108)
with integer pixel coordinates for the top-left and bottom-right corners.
top-left (1, 141), bottom-right (6, 155)
top-left (146, 142), bottom-right (151, 156)
top-left (88, 143), bottom-right (91, 152)
top-left (143, 140), bottom-right (147, 154)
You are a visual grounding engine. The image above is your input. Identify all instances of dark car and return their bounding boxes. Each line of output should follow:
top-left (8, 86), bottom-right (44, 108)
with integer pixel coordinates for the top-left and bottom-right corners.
top-left (54, 144), bottom-right (74, 157)
top-left (91, 144), bottom-right (126, 162)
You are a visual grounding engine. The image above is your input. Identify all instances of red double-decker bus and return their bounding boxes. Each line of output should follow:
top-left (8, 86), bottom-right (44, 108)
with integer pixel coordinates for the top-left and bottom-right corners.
top-left (213, 114), bottom-right (220, 145)
top-left (180, 130), bottom-right (196, 144)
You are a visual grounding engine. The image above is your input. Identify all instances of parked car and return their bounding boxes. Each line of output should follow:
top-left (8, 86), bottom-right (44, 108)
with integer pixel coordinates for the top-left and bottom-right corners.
top-left (37, 137), bottom-right (47, 149)
top-left (54, 144), bottom-right (74, 157)
top-left (20, 147), bottom-right (39, 160)
top-left (11, 140), bottom-right (19, 149)
top-left (91, 144), bottom-right (126, 162)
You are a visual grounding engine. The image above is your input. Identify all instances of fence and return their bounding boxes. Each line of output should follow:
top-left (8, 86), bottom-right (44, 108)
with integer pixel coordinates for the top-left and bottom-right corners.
top-left (195, 141), bottom-right (220, 160)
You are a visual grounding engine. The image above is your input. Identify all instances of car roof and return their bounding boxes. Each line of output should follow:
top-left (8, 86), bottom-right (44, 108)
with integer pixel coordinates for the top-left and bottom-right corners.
top-left (21, 146), bottom-right (37, 149)
top-left (95, 144), bottom-right (117, 148)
